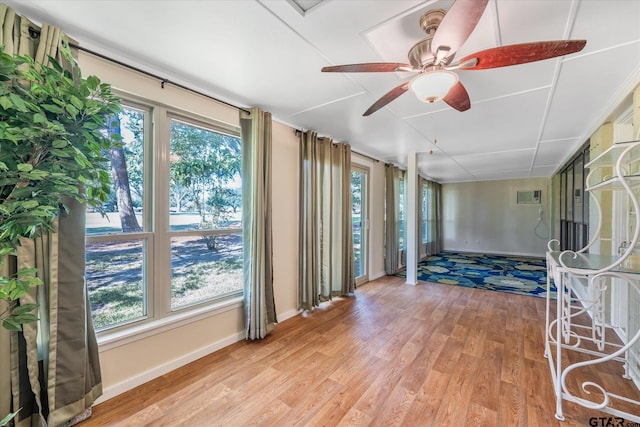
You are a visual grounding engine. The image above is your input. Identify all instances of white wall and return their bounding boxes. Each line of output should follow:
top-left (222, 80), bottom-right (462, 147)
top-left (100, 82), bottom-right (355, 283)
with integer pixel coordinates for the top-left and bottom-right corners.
top-left (442, 178), bottom-right (551, 257)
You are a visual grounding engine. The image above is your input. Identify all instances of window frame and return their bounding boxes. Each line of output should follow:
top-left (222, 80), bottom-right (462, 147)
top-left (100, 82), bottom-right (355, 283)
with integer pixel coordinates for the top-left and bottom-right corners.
top-left (87, 94), bottom-right (244, 341)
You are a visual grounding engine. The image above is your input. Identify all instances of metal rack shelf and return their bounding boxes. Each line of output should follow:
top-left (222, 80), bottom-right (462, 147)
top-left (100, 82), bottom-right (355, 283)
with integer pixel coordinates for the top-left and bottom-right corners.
top-left (546, 139), bottom-right (640, 422)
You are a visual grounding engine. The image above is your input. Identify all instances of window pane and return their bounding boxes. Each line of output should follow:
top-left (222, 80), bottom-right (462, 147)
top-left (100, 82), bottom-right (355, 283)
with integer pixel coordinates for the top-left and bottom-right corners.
top-left (86, 105), bottom-right (147, 332)
top-left (86, 239), bottom-right (146, 329)
top-left (398, 177), bottom-right (405, 250)
top-left (352, 170), bottom-right (363, 278)
top-left (170, 234), bottom-right (243, 309)
top-left (169, 119), bottom-right (242, 232)
top-left (87, 107), bottom-right (145, 235)
top-left (421, 185), bottom-right (428, 243)
top-left (574, 156), bottom-right (584, 223)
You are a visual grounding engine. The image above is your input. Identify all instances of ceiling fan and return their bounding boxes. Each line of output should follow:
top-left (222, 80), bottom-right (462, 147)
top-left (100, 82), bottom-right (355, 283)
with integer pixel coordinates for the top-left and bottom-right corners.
top-left (321, 0), bottom-right (586, 116)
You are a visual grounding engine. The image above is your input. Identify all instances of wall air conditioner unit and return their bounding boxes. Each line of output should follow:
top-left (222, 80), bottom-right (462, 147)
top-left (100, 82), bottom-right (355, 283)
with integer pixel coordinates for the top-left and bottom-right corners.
top-left (515, 189), bottom-right (542, 205)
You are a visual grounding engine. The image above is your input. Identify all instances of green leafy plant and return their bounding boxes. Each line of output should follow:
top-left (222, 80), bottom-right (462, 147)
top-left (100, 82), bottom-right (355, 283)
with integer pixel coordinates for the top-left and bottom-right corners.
top-left (0, 42), bottom-right (120, 425)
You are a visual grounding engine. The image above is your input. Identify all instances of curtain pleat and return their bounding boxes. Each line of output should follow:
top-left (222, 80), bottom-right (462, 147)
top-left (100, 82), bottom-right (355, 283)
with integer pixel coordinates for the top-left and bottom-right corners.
top-left (434, 182), bottom-right (443, 254)
top-left (384, 164), bottom-right (399, 274)
top-left (0, 6), bottom-right (102, 426)
top-left (299, 132), bottom-right (320, 309)
top-left (298, 132), bottom-right (354, 310)
top-left (240, 107), bottom-right (276, 340)
top-left (425, 180), bottom-right (443, 256)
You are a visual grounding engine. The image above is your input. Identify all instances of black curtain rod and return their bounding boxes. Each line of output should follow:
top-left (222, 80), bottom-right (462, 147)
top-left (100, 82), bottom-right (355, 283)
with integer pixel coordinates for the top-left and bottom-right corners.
top-left (71, 44), bottom-right (251, 115)
top-left (352, 150), bottom-right (380, 163)
top-left (294, 129), bottom-right (379, 163)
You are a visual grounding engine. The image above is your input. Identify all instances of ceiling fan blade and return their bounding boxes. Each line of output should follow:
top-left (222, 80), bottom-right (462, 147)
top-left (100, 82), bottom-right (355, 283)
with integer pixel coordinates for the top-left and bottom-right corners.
top-left (458, 40), bottom-right (587, 70)
top-left (363, 82), bottom-right (410, 116)
top-left (442, 81), bottom-right (471, 112)
top-left (322, 63), bottom-right (412, 73)
top-left (431, 0), bottom-right (489, 57)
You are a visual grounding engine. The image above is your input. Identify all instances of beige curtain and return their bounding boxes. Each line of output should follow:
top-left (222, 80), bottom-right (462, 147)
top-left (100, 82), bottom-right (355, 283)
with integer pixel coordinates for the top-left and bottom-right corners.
top-left (384, 164), bottom-right (400, 274)
top-left (298, 131), bottom-right (355, 310)
top-left (425, 180), bottom-right (443, 255)
top-left (240, 108), bottom-right (276, 340)
top-left (0, 6), bottom-right (101, 426)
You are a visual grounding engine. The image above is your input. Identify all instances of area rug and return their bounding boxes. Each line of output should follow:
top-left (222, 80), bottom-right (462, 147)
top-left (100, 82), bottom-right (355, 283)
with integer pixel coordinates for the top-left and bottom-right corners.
top-left (396, 251), bottom-right (555, 299)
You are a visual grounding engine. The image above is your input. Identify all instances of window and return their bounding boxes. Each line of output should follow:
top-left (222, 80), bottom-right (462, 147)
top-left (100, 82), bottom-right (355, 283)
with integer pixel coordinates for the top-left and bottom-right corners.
top-left (556, 142), bottom-right (590, 252)
top-left (168, 117), bottom-right (242, 309)
top-left (398, 172), bottom-right (406, 251)
top-left (397, 170), bottom-right (406, 267)
top-left (86, 101), bottom-right (242, 331)
top-left (421, 182), bottom-right (428, 244)
top-left (86, 105), bottom-right (149, 329)
top-left (351, 166), bottom-right (369, 284)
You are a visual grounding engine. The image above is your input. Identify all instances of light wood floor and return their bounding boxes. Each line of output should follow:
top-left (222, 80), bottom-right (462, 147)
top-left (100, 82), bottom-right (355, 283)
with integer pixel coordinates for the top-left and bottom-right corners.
top-left (79, 276), bottom-right (640, 426)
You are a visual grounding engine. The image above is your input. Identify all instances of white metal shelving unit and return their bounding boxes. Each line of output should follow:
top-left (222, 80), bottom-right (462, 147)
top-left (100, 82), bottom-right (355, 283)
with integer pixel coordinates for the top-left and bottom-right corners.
top-left (545, 140), bottom-right (640, 422)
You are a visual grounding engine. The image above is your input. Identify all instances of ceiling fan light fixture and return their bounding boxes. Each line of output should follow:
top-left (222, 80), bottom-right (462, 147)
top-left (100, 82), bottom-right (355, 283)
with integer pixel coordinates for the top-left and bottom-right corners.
top-left (409, 70), bottom-right (458, 103)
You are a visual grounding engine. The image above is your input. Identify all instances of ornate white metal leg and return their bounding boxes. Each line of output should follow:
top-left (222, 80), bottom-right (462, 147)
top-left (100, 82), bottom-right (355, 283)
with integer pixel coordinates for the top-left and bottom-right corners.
top-left (555, 271), bottom-right (565, 421)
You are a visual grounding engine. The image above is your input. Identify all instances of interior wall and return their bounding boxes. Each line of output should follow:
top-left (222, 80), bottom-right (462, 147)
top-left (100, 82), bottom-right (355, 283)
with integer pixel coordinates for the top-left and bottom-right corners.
top-left (79, 51), bottom-right (300, 401)
top-left (442, 177), bottom-right (551, 257)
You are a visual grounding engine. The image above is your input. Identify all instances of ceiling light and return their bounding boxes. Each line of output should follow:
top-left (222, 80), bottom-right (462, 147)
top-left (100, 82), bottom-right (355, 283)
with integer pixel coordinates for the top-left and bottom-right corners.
top-left (409, 70), bottom-right (458, 103)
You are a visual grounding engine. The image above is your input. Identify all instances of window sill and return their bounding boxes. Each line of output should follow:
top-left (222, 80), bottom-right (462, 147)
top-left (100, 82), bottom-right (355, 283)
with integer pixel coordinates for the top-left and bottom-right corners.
top-left (96, 296), bottom-right (244, 352)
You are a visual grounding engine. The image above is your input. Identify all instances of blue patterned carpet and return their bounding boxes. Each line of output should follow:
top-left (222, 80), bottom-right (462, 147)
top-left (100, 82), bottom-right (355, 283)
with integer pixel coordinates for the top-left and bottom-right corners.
top-left (396, 252), bottom-right (555, 299)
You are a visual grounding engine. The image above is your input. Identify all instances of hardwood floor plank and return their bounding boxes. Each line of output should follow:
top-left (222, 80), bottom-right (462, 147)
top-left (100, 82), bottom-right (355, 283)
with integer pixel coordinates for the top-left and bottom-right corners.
top-left (336, 408), bottom-right (372, 427)
top-left (368, 384), bottom-right (415, 426)
top-left (402, 369), bottom-right (452, 425)
top-left (465, 402), bottom-right (498, 427)
top-left (432, 353), bottom-right (481, 426)
top-left (470, 339), bottom-right (503, 412)
top-left (502, 329), bottom-right (525, 384)
top-left (497, 380), bottom-right (527, 427)
top-left (79, 277), bottom-right (640, 427)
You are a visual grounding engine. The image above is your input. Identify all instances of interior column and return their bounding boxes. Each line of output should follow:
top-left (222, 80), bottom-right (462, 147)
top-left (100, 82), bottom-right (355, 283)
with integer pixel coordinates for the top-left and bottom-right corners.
top-left (406, 152), bottom-right (418, 285)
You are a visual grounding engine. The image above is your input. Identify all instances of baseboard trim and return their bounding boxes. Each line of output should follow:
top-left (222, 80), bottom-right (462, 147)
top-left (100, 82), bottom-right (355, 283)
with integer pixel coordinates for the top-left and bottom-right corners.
top-left (277, 308), bottom-right (301, 322)
top-left (96, 308), bottom-right (302, 405)
top-left (442, 248), bottom-right (545, 259)
top-left (370, 271), bottom-right (387, 281)
top-left (96, 329), bottom-right (245, 404)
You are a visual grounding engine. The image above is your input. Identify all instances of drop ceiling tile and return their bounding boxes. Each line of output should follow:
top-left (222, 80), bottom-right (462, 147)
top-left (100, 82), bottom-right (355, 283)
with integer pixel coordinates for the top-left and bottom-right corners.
top-left (533, 138), bottom-right (581, 168)
top-left (495, 0), bottom-right (572, 44)
top-left (542, 42), bottom-right (640, 142)
top-left (531, 166), bottom-right (557, 177)
top-left (454, 149), bottom-right (535, 173)
top-left (406, 88), bottom-right (549, 157)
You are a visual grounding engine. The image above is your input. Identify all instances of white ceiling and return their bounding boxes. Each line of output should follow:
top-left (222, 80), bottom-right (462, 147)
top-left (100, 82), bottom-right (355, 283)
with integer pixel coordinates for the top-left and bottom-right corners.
top-left (8, 0), bottom-right (640, 182)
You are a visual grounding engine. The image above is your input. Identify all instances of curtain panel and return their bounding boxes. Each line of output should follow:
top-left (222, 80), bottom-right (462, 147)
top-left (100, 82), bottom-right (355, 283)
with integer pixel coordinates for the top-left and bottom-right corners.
top-left (298, 131), bottom-right (355, 310)
top-left (384, 164), bottom-right (400, 275)
top-left (425, 180), bottom-right (443, 255)
top-left (0, 6), bottom-right (101, 426)
top-left (240, 108), bottom-right (277, 340)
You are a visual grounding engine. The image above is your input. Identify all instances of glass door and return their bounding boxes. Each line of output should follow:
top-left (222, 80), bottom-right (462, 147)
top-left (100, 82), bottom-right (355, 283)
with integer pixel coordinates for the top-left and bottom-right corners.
top-left (351, 166), bottom-right (369, 285)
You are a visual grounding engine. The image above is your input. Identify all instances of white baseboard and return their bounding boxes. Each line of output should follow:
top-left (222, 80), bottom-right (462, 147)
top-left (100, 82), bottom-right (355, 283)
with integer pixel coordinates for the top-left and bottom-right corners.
top-left (96, 308), bottom-right (302, 404)
top-left (96, 330), bottom-right (245, 404)
top-left (369, 271), bottom-right (387, 281)
top-left (443, 248), bottom-right (545, 258)
top-left (277, 308), bottom-right (301, 322)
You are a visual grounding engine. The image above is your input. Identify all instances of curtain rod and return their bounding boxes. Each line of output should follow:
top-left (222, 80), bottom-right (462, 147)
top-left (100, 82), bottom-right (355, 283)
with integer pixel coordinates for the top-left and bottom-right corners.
top-left (294, 129), bottom-right (380, 163)
top-left (71, 44), bottom-right (251, 115)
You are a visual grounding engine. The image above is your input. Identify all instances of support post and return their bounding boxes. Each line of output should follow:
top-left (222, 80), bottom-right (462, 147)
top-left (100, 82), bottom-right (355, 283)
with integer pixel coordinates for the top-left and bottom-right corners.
top-left (406, 152), bottom-right (418, 285)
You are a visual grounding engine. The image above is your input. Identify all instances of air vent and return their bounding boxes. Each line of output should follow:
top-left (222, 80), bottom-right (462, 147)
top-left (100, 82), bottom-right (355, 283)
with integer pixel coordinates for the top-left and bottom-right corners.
top-left (516, 189), bottom-right (541, 205)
